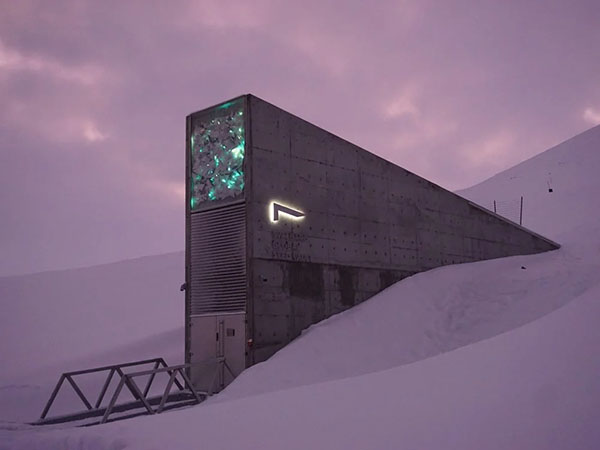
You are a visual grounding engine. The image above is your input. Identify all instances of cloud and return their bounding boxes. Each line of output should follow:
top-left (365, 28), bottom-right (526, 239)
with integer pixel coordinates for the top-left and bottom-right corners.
top-left (384, 86), bottom-right (420, 119)
top-left (460, 131), bottom-right (516, 171)
top-left (289, 30), bottom-right (352, 77)
top-left (0, 38), bottom-right (110, 147)
top-left (4, 109), bottom-right (109, 145)
top-left (393, 116), bottom-right (458, 150)
top-left (385, 85), bottom-right (458, 150)
top-left (583, 107), bottom-right (600, 125)
top-left (0, 39), bottom-right (105, 86)
top-left (379, 84), bottom-right (459, 182)
top-left (181, 0), bottom-right (271, 30)
top-left (82, 121), bottom-right (108, 143)
top-left (161, 181), bottom-right (186, 202)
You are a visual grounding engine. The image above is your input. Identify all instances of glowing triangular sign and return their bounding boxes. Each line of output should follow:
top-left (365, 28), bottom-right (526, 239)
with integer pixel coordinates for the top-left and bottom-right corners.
top-left (271, 202), bottom-right (305, 222)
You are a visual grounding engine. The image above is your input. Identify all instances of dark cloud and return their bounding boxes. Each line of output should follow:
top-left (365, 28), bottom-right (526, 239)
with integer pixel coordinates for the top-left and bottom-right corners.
top-left (1, 0), bottom-right (599, 274)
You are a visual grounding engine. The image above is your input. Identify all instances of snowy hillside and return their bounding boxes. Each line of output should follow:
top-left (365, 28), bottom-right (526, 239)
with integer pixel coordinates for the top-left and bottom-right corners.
top-left (0, 253), bottom-right (184, 423)
top-left (1, 125), bottom-right (599, 449)
top-left (457, 124), bottom-right (600, 245)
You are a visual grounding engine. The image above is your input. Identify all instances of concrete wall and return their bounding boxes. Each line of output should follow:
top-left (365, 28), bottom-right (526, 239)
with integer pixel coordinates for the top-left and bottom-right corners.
top-left (245, 95), bottom-right (558, 364)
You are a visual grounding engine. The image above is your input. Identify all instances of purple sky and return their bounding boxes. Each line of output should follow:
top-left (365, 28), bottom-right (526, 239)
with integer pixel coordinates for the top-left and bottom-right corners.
top-left (1, 0), bottom-right (599, 276)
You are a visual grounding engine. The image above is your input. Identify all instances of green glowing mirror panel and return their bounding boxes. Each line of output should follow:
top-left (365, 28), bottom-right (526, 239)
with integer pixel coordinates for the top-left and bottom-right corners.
top-left (190, 102), bottom-right (245, 209)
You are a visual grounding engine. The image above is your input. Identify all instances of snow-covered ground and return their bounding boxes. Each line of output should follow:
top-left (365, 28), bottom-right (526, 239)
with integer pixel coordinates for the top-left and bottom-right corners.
top-left (1, 125), bottom-right (599, 449)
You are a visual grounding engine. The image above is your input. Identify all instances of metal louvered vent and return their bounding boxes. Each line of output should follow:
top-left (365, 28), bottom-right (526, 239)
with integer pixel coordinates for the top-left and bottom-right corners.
top-left (190, 203), bottom-right (246, 315)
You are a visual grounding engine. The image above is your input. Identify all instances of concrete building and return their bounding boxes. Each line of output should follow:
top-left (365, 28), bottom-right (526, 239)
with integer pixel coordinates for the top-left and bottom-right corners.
top-left (185, 94), bottom-right (559, 390)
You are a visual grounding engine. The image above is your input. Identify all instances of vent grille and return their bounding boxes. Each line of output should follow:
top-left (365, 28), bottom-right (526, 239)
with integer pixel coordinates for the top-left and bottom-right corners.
top-left (190, 203), bottom-right (246, 315)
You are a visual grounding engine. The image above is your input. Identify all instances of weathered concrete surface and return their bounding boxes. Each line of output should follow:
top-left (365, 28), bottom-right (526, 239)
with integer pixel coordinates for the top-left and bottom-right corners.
top-left (246, 95), bottom-right (558, 363)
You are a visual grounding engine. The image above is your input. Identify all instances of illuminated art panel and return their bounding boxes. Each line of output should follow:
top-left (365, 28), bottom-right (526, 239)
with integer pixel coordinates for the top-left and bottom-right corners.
top-left (190, 101), bottom-right (245, 210)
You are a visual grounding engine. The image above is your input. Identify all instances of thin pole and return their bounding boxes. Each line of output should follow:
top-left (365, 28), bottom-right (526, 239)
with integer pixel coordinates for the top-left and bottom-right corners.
top-left (101, 377), bottom-right (126, 424)
top-left (493, 200), bottom-right (497, 213)
top-left (40, 375), bottom-right (66, 420)
top-left (65, 375), bottom-right (93, 410)
top-left (520, 196), bottom-right (523, 225)
top-left (157, 371), bottom-right (178, 413)
top-left (95, 368), bottom-right (115, 408)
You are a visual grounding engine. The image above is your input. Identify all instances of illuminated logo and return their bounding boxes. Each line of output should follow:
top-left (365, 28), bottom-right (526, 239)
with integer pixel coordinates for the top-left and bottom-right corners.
top-left (270, 201), bottom-right (305, 223)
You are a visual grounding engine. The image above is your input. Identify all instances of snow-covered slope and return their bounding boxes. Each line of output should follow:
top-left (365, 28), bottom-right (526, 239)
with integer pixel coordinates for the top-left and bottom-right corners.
top-left (457, 124), bottom-right (600, 245)
top-left (1, 125), bottom-right (599, 449)
top-left (0, 253), bottom-right (184, 422)
top-left (0, 252), bottom-right (184, 382)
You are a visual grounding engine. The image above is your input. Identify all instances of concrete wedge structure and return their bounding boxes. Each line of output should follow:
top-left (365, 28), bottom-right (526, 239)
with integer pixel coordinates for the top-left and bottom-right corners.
top-left (184, 94), bottom-right (559, 390)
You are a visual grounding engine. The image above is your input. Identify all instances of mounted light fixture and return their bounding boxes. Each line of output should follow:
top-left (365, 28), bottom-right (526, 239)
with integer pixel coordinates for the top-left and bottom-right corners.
top-left (269, 201), bottom-right (305, 223)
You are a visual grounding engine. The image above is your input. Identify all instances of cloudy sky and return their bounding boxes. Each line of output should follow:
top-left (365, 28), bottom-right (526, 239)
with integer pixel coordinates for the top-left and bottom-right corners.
top-left (1, 0), bottom-right (599, 275)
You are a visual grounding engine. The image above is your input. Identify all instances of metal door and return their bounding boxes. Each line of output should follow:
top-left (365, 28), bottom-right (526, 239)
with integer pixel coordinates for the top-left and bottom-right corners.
top-left (189, 315), bottom-right (217, 391)
top-left (190, 313), bottom-right (245, 392)
top-left (217, 313), bottom-right (245, 387)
